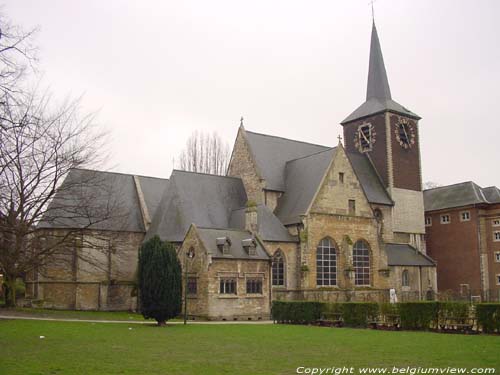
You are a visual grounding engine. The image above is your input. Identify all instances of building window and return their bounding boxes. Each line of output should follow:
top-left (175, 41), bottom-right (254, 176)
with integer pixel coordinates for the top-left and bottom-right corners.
top-left (339, 172), bottom-right (344, 184)
top-left (348, 200), bottom-right (356, 215)
top-left (493, 219), bottom-right (500, 227)
top-left (353, 240), bottom-right (370, 286)
top-left (316, 238), bottom-right (337, 286)
top-left (219, 278), bottom-right (236, 294)
top-left (216, 237), bottom-right (232, 255)
top-left (246, 278), bottom-right (263, 294)
top-left (402, 270), bottom-right (410, 287)
top-left (357, 123), bottom-right (373, 151)
top-left (440, 214), bottom-right (451, 224)
top-left (494, 231), bottom-right (500, 242)
top-left (495, 252), bottom-right (500, 263)
top-left (497, 275), bottom-right (500, 286)
top-left (242, 238), bottom-right (257, 256)
top-left (272, 250), bottom-right (285, 286)
top-left (460, 211), bottom-right (470, 222)
top-left (187, 277), bottom-right (197, 295)
top-left (425, 217), bottom-right (432, 227)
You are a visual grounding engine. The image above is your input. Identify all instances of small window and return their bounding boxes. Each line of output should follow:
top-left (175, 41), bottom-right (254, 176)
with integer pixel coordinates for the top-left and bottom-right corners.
top-left (219, 278), bottom-right (237, 294)
top-left (272, 250), bottom-right (285, 286)
top-left (357, 124), bottom-right (373, 151)
top-left (246, 278), bottom-right (263, 294)
top-left (339, 172), bottom-right (344, 184)
top-left (494, 231), bottom-right (500, 242)
top-left (495, 252), bottom-right (500, 263)
top-left (460, 211), bottom-right (470, 222)
top-left (348, 200), bottom-right (356, 215)
top-left (425, 217), bottom-right (432, 227)
top-left (402, 269), bottom-right (410, 287)
top-left (440, 214), bottom-right (451, 224)
top-left (216, 237), bottom-right (232, 255)
top-left (187, 277), bottom-right (197, 295)
top-left (497, 275), bottom-right (500, 286)
top-left (493, 219), bottom-right (500, 227)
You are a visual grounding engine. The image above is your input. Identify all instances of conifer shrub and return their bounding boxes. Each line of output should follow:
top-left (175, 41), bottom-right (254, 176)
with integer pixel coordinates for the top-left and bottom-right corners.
top-left (476, 303), bottom-right (500, 333)
top-left (138, 236), bottom-right (182, 326)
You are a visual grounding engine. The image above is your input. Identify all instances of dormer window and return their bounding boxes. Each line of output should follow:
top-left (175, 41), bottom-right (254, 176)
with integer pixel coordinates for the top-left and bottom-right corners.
top-left (242, 238), bottom-right (257, 256)
top-left (216, 237), bottom-right (232, 255)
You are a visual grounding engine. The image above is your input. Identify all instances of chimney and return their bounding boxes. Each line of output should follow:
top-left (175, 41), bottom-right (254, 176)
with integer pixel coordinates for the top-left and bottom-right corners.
top-left (245, 205), bottom-right (258, 233)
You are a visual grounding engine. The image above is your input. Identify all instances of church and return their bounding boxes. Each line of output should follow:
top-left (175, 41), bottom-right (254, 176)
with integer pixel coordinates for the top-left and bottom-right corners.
top-left (29, 22), bottom-right (437, 319)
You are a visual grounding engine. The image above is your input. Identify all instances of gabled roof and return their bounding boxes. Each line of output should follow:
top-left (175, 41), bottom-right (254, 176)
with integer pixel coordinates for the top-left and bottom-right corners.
top-left (341, 22), bottom-right (420, 124)
top-left (38, 169), bottom-right (169, 232)
top-left (196, 227), bottom-right (269, 260)
top-left (145, 170), bottom-right (247, 242)
top-left (423, 181), bottom-right (492, 211)
top-left (274, 148), bottom-right (336, 225)
top-left (346, 152), bottom-right (393, 206)
top-left (244, 130), bottom-right (329, 191)
top-left (385, 243), bottom-right (436, 267)
top-left (229, 205), bottom-right (297, 242)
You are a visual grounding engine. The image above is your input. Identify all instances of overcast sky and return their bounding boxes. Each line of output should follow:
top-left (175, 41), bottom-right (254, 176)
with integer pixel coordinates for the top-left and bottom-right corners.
top-left (5, 0), bottom-right (500, 188)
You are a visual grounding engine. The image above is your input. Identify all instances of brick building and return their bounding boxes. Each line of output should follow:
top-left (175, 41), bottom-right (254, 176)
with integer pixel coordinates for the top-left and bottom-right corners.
top-left (29, 22), bottom-right (437, 318)
top-left (424, 182), bottom-right (500, 301)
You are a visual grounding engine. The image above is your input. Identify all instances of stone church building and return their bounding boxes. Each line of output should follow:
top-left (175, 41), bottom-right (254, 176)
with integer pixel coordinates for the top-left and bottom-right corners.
top-left (29, 22), bottom-right (437, 319)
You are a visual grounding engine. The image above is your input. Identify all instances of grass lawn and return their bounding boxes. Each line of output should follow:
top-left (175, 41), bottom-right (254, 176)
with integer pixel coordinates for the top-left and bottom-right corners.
top-left (0, 307), bottom-right (147, 321)
top-left (1, 320), bottom-right (499, 375)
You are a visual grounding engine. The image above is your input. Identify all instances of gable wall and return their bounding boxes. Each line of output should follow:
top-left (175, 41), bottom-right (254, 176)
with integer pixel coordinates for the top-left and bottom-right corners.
top-left (227, 129), bottom-right (265, 205)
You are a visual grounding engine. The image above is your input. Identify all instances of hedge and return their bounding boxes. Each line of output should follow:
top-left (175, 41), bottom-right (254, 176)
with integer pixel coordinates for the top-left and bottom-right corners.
top-left (340, 303), bottom-right (379, 327)
top-left (476, 303), bottom-right (500, 333)
top-left (397, 302), bottom-right (439, 330)
top-left (271, 301), bottom-right (324, 324)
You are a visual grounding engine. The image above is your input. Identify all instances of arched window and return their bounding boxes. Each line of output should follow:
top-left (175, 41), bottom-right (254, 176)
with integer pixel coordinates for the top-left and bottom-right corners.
top-left (272, 250), bottom-right (285, 286)
top-left (353, 240), bottom-right (370, 286)
top-left (402, 270), bottom-right (410, 287)
top-left (316, 238), bottom-right (337, 286)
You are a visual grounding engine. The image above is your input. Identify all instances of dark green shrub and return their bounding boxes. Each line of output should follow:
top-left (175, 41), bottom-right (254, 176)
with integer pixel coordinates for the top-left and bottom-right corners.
top-left (271, 301), bottom-right (325, 324)
top-left (476, 303), bottom-right (500, 333)
top-left (138, 236), bottom-right (182, 326)
top-left (340, 302), bottom-right (379, 327)
top-left (399, 302), bottom-right (439, 330)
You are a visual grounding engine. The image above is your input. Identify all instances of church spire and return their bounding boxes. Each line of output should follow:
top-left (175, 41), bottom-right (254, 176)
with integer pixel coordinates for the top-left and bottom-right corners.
top-left (366, 21), bottom-right (391, 101)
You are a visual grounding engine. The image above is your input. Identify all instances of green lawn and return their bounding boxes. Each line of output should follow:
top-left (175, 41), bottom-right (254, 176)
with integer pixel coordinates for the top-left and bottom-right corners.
top-left (1, 321), bottom-right (499, 375)
top-left (0, 307), bottom-right (147, 321)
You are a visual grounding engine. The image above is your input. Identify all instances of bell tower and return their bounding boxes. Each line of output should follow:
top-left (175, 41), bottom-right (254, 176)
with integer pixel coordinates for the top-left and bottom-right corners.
top-left (341, 22), bottom-right (426, 251)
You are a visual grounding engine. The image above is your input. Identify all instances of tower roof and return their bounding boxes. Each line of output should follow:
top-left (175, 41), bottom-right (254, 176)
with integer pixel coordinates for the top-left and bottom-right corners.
top-left (342, 22), bottom-right (420, 124)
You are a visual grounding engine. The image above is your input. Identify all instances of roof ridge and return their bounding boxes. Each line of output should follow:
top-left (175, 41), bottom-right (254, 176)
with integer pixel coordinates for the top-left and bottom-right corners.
top-left (197, 226), bottom-right (251, 233)
top-left (245, 130), bottom-right (330, 149)
top-left (285, 147), bottom-right (336, 164)
top-left (172, 169), bottom-right (242, 180)
top-left (423, 180), bottom-right (477, 192)
top-left (72, 167), bottom-right (170, 181)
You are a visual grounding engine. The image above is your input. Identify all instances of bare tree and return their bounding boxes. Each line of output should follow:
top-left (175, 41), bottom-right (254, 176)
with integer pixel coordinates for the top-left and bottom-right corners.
top-left (175, 131), bottom-right (230, 176)
top-left (0, 88), bottom-right (121, 307)
top-left (423, 181), bottom-right (442, 190)
top-left (0, 11), bottom-right (38, 104)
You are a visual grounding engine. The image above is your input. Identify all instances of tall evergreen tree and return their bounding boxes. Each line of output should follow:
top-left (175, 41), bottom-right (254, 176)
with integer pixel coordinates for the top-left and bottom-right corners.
top-left (138, 236), bottom-right (182, 326)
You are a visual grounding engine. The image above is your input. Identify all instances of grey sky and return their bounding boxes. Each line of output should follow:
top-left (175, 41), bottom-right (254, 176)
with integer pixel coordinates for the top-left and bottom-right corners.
top-left (5, 0), bottom-right (499, 187)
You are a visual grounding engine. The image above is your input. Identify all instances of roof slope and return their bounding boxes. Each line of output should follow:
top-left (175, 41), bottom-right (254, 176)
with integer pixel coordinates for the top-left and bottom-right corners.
top-left (145, 171), bottom-right (247, 242)
top-left (137, 176), bottom-right (170, 218)
top-left (482, 186), bottom-right (500, 204)
top-left (342, 23), bottom-right (420, 124)
top-left (229, 205), bottom-right (298, 242)
top-left (245, 130), bottom-right (329, 191)
top-left (274, 148), bottom-right (336, 225)
top-left (424, 181), bottom-right (490, 211)
top-left (197, 228), bottom-right (269, 260)
top-left (346, 152), bottom-right (393, 206)
top-left (39, 169), bottom-right (167, 232)
top-left (386, 243), bottom-right (435, 266)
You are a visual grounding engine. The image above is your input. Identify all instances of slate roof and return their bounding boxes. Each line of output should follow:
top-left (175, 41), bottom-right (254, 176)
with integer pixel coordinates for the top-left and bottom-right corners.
top-left (245, 130), bottom-right (329, 191)
top-left (342, 23), bottom-right (420, 124)
top-left (145, 170), bottom-right (247, 242)
top-left (423, 181), bottom-right (493, 211)
top-left (482, 186), bottom-right (500, 204)
top-left (229, 205), bottom-right (298, 242)
top-left (196, 227), bottom-right (269, 260)
top-left (38, 169), bottom-right (169, 232)
top-left (385, 243), bottom-right (436, 267)
top-left (274, 148), bottom-right (336, 225)
top-left (346, 152), bottom-right (393, 206)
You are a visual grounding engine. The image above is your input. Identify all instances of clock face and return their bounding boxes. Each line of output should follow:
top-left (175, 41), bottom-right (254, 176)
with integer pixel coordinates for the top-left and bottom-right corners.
top-left (394, 118), bottom-right (416, 149)
top-left (354, 123), bottom-right (376, 152)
